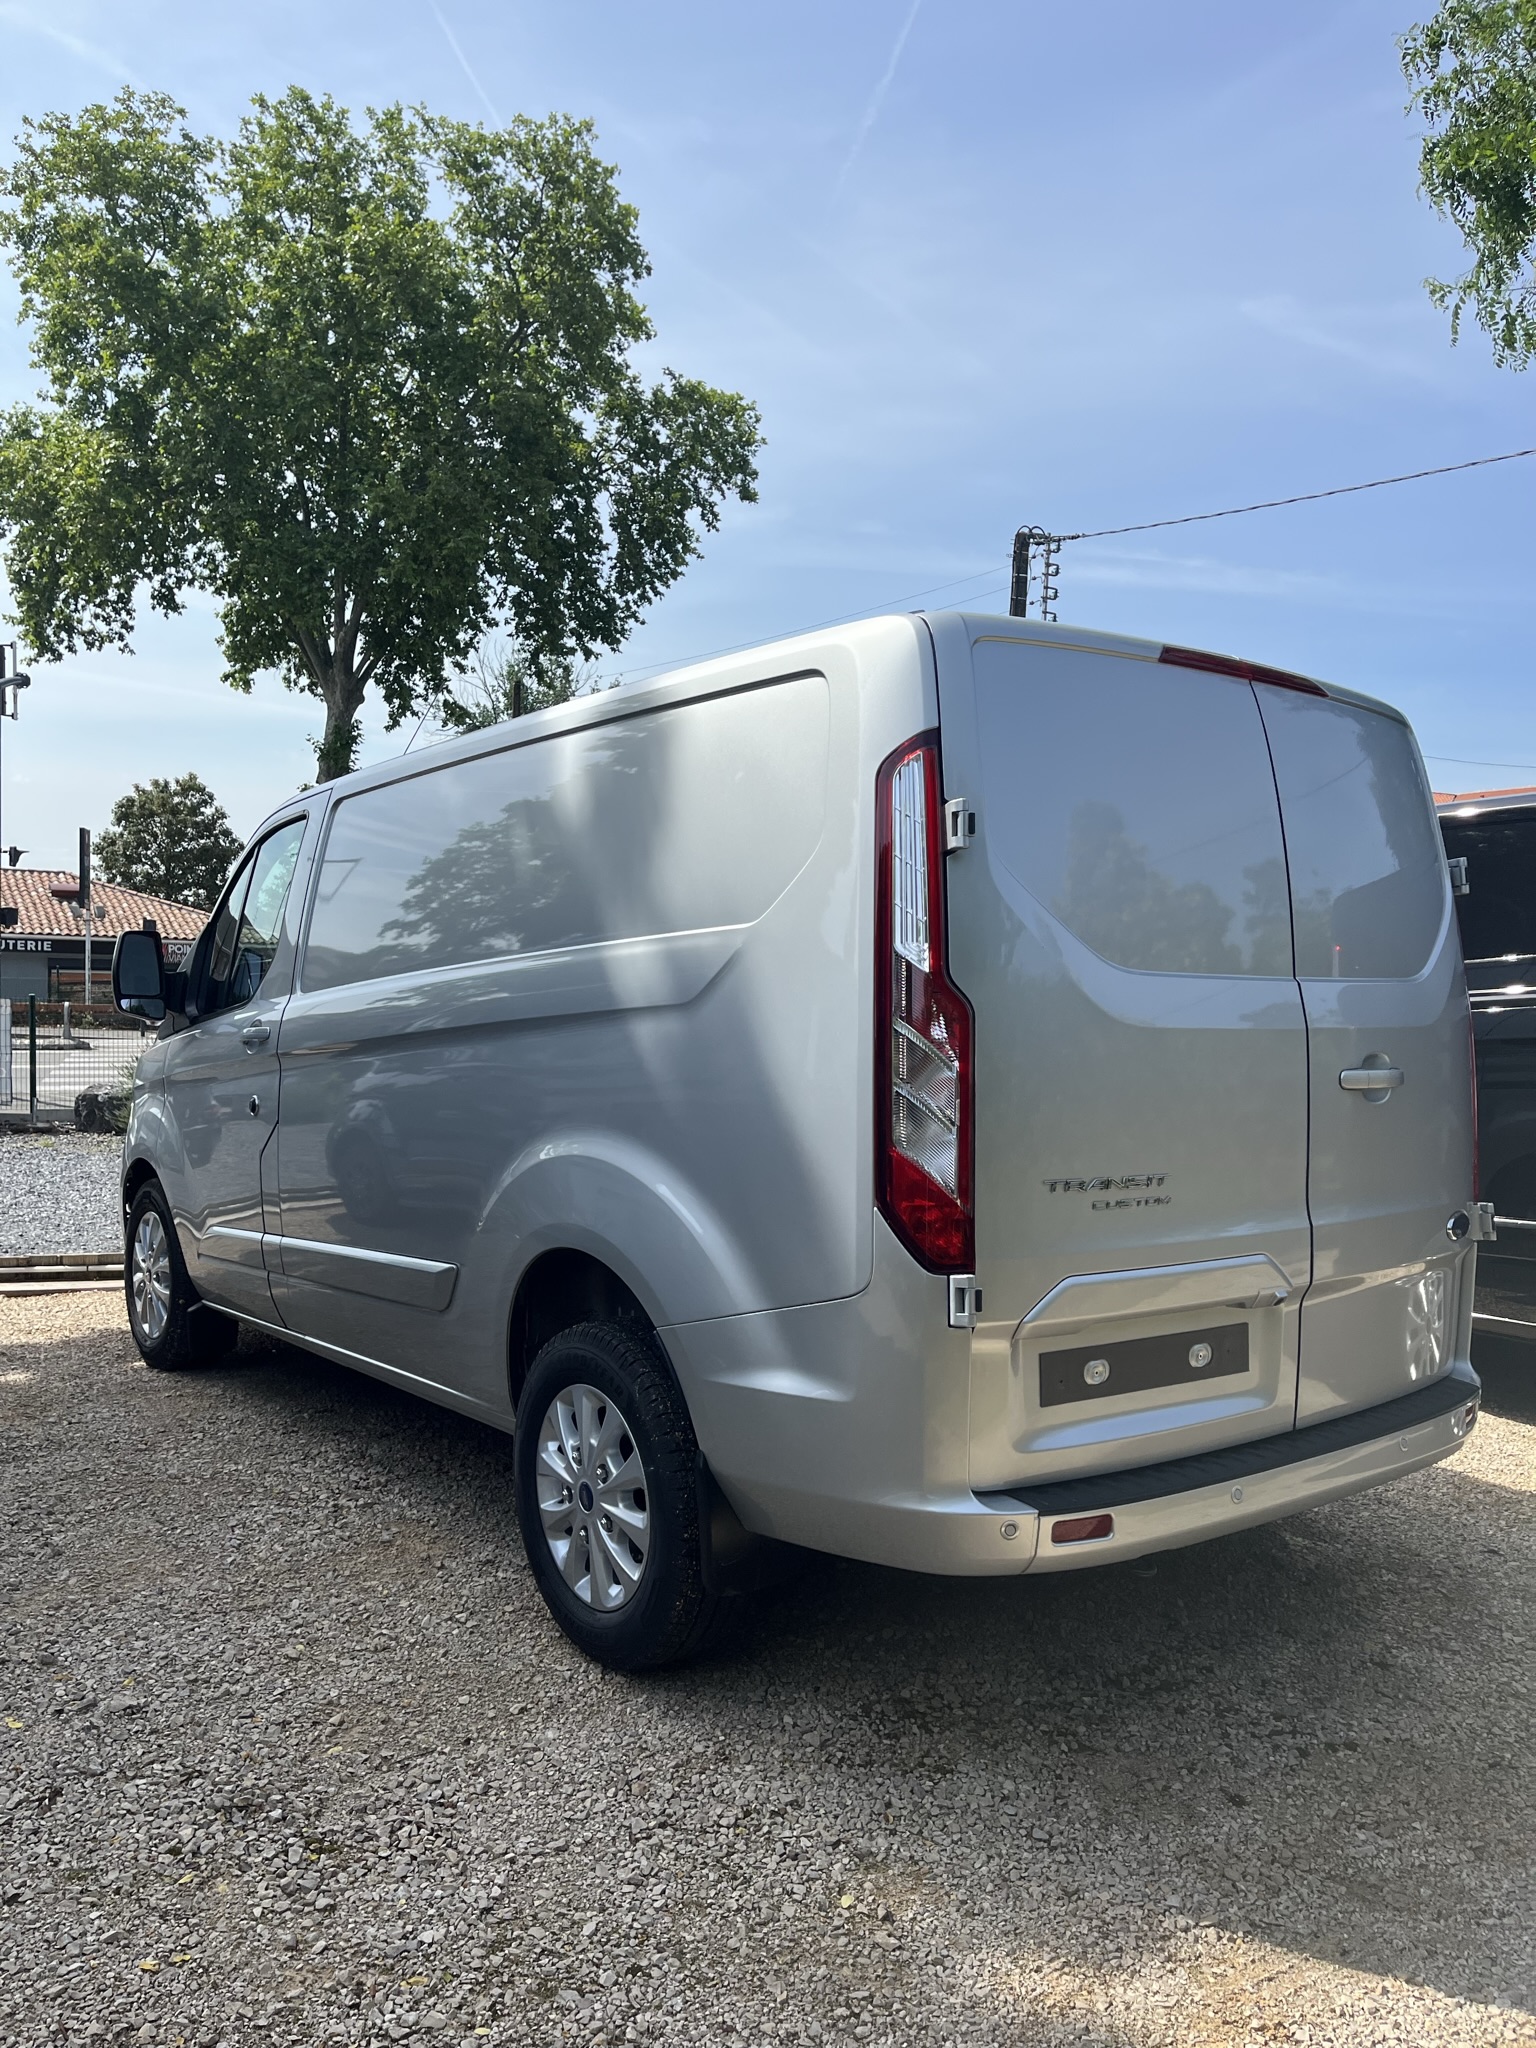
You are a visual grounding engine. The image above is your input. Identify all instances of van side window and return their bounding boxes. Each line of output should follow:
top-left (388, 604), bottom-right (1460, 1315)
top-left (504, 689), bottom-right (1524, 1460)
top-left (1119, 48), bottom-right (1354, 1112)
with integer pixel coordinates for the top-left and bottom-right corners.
top-left (972, 641), bottom-right (1293, 976)
top-left (1256, 690), bottom-right (1445, 980)
top-left (298, 679), bottom-right (829, 993)
top-left (199, 818), bottom-right (307, 1016)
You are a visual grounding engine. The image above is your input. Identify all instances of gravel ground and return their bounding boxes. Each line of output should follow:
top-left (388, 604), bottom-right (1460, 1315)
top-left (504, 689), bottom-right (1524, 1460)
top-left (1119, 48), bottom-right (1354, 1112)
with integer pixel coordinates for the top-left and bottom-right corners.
top-left (0, 1132), bottom-right (121, 1256)
top-left (1, 1297), bottom-right (1533, 2048)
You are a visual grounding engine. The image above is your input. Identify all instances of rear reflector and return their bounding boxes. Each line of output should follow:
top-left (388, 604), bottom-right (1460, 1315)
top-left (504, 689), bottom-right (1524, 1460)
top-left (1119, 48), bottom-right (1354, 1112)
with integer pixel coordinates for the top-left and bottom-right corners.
top-left (1050, 1512), bottom-right (1114, 1545)
top-left (1158, 644), bottom-right (1328, 697)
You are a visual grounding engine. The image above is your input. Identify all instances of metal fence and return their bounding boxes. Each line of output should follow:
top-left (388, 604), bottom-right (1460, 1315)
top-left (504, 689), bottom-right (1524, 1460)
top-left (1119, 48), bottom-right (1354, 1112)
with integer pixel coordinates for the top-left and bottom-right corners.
top-left (3, 998), bottom-right (156, 1127)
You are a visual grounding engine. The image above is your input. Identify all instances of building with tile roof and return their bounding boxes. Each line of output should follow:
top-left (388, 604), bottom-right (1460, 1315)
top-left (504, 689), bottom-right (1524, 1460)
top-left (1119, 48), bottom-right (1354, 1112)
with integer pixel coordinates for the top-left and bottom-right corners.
top-left (0, 869), bottom-right (206, 1003)
top-left (1433, 785), bottom-right (1536, 806)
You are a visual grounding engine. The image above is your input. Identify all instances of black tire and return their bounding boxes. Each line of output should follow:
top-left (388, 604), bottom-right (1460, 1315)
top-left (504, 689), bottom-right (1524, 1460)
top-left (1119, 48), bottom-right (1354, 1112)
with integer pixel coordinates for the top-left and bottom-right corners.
top-left (124, 1180), bottom-right (238, 1372)
top-left (514, 1320), bottom-right (719, 1671)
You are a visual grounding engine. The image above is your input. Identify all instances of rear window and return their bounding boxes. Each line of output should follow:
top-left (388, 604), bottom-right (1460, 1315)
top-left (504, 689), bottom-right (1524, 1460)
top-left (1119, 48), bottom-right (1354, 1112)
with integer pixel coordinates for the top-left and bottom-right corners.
top-left (1438, 808), bottom-right (1536, 962)
top-left (1255, 688), bottom-right (1446, 980)
top-left (971, 639), bottom-right (1293, 976)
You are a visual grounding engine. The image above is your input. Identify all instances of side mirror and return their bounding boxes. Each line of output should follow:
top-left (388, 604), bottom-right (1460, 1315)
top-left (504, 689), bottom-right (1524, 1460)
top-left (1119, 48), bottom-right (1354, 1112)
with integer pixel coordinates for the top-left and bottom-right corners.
top-left (112, 928), bottom-right (166, 1022)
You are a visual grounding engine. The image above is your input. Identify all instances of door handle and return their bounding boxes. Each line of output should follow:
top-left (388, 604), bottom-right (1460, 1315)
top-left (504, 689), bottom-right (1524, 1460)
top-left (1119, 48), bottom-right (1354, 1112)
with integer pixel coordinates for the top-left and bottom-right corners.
top-left (241, 1023), bottom-right (271, 1050)
top-left (1340, 1065), bottom-right (1404, 1092)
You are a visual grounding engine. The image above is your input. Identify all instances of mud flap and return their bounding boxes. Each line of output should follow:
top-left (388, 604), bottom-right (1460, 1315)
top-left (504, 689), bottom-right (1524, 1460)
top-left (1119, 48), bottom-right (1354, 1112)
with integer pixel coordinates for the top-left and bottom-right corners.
top-left (696, 1456), bottom-right (804, 1595)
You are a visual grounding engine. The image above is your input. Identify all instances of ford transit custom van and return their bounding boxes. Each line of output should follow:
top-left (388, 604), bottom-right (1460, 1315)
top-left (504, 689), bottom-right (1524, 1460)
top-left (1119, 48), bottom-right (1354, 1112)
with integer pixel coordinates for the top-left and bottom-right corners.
top-left (114, 613), bottom-right (1486, 1668)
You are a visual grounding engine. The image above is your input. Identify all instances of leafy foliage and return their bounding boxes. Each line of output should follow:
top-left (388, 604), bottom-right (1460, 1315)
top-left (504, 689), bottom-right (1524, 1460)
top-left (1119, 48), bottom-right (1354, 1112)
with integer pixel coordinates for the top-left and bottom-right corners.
top-left (94, 772), bottom-right (242, 909)
top-left (0, 89), bottom-right (762, 778)
top-left (1404, 0), bottom-right (1536, 364)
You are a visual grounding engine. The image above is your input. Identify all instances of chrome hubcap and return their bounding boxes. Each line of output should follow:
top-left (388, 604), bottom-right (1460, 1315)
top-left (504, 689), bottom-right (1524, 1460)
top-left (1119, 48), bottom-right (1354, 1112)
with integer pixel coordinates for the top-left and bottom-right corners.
top-left (130, 1210), bottom-right (172, 1345)
top-left (535, 1383), bottom-right (650, 1610)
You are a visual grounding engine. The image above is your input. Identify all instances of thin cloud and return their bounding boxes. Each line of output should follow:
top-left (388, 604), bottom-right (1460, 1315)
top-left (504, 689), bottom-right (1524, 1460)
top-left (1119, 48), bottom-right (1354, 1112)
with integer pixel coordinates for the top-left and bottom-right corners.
top-left (0, 2), bottom-right (146, 88)
top-left (1067, 544), bottom-right (1524, 620)
top-left (1240, 294), bottom-right (1443, 385)
top-left (839, 0), bottom-right (923, 187)
top-left (427, 1), bottom-right (502, 126)
top-left (1071, 546), bottom-right (1338, 603)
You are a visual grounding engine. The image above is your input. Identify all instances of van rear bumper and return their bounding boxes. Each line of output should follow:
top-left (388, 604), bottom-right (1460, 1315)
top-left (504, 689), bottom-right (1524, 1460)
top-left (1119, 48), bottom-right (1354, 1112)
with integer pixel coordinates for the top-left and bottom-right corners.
top-left (663, 1217), bottom-right (1481, 1577)
top-left (979, 1360), bottom-right (1480, 1573)
top-left (680, 1319), bottom-right (1478, 1576)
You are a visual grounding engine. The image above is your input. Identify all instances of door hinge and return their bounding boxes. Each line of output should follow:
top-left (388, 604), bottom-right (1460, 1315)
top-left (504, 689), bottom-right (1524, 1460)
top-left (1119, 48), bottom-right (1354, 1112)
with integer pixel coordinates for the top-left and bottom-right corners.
top-left (944, 797), bottom-right (976, 852)
top-left (1447, 855), bottom-right (1470, 897)
top-left (1469, 1201), bottom-right (1497, 1242)
top-left (948, 1272), bottom-right (982, 1328)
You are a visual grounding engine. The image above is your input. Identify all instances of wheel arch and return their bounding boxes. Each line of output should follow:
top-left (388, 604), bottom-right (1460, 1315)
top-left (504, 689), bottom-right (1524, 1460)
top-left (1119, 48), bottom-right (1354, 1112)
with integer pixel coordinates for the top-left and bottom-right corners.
top-left (508, 1248), bottom-right (662, 1418)
top-left (122, 1154), bottom-right (160, 1223)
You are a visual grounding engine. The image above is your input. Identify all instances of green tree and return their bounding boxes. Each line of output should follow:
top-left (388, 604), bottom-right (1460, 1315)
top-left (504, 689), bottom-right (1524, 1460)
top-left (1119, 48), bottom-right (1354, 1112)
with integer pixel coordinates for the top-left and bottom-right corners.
top-left (0, 89), bottom-right (762, 780)
top-left (1403, 0), bottom-right (1536, 364)
top-left (95, 772), bottom-right (243, 910)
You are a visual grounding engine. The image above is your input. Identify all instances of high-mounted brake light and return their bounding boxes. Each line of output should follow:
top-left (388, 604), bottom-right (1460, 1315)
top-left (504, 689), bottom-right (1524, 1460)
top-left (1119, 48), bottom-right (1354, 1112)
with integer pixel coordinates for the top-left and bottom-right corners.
top-left (1158, 644), bottom-right (1328, 697)
top-left (875, 732), bottom-right (974, 1272)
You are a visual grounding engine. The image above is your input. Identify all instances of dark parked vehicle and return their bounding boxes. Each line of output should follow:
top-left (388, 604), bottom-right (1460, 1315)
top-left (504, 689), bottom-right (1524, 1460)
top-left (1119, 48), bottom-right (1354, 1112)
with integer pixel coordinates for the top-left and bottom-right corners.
top-left (1438, 789), bottom-right (1536, 1333)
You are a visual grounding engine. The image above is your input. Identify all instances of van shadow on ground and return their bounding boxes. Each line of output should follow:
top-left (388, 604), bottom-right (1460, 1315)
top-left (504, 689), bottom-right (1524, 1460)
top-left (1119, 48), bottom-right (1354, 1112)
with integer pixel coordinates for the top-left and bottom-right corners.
top-left (154, 1327), bottom-right (1536, 2020)
top-left (1472, 1326), bottom-right (1536, 1424)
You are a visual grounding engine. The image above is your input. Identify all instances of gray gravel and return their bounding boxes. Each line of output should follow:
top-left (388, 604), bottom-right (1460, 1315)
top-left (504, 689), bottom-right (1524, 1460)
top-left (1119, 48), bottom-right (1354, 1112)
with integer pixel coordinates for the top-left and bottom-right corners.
top-left (0, 1131), bottom-right (121, 1256)
top-left (2, 1295), bottom-right (1534, 2048)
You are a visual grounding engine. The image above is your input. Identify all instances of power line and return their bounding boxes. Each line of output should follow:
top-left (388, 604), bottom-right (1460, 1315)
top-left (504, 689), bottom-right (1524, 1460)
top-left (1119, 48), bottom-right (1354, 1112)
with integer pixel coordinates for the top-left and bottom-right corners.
top-left (1057, 445), bottom-right (1536, 544)
top-left (392, 444), bottom-right (1536, 723)
top-left (634, 445), bottom-right (1536, 679)
top-left (608, 564), bottom-right (1009, 685)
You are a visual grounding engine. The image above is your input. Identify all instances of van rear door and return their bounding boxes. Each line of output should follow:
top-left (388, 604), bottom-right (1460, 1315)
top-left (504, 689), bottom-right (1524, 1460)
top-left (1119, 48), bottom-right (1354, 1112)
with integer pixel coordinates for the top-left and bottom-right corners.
top-left (1254, 685), bottom-right (1473, 1421)
top-left (931, 621), bottom-right (1313, 1487)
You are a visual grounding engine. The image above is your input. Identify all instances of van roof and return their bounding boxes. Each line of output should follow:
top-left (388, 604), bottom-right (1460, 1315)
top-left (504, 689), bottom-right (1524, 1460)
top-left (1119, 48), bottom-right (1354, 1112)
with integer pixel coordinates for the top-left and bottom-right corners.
top-left (269, 609), bottom-right (1407, 834)
top-left (936, 612), bottom-right (1406, 724)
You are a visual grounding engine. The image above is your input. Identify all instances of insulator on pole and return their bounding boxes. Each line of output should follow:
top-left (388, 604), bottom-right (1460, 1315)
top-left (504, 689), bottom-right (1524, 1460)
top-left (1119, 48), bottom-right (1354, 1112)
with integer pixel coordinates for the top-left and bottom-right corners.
top-left (1010, 526), bottom-right (1063, 621)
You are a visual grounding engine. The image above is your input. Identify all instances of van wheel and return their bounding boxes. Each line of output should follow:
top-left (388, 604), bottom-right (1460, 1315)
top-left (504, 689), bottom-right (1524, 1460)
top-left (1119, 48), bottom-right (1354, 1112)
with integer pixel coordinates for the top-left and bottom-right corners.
top-left (125, 1182), bottom-right (237, 1371)
top-left (514, 1320), bottom-right (718, 1671)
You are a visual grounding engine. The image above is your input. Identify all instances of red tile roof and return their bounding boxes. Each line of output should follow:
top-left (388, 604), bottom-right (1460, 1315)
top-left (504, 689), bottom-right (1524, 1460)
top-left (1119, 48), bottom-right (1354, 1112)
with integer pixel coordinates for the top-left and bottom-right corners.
top-left (0, 870), bottom-right (207, 940)
top-left (1434, 784), bottom-right (1536, 806)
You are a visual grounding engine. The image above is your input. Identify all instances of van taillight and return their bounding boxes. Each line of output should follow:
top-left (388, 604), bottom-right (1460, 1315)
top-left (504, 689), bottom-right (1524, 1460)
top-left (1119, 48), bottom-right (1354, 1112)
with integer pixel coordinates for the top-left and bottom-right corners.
top-left (875, 733), bottom-right (974, 1271)
top-left (1469, 1014), bottom-right (1482, 1201)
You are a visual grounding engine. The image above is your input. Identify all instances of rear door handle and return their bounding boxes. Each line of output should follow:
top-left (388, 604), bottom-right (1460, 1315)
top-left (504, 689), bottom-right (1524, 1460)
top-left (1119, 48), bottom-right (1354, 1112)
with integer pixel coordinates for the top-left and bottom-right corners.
top-left (1340, 1065), bottom-right (1403, 1091)
top-left (241, 1023), bottom-right (271, 1050)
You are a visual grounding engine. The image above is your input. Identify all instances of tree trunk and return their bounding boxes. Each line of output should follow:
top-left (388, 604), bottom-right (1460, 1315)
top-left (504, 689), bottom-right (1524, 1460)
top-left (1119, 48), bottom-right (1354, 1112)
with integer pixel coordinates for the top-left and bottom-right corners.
top-left (315, 694), bottom-right (364, 783)
top-left (300, 617), bottom-right (369, 783)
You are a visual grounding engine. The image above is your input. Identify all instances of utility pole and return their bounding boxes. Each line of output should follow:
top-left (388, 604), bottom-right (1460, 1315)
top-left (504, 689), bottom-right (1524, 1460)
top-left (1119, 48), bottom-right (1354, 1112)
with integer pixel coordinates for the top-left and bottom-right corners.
top-left (0, 645), bottom-right (30, 937)
top-left (79, 828), bottom-right (93, 1009)
top-left (1009, 526), bottom-right (1063, 623)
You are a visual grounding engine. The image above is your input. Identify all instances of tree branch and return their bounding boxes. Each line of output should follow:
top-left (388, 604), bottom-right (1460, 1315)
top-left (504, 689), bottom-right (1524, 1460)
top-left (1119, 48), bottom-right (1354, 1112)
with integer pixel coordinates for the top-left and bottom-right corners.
top-left (293, 623), bottom-right (332, 686)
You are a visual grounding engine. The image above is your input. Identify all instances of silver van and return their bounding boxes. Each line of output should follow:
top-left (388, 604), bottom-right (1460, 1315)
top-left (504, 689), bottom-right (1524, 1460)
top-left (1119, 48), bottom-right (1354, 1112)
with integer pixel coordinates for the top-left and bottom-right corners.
top-left (113, 613), bottom-right (1487, 1668)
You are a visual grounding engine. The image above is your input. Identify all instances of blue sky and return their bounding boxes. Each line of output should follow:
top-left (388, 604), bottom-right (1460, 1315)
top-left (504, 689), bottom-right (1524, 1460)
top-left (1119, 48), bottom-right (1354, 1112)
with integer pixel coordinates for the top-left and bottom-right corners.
top-left (0, 0), bottom-right (1531, 865)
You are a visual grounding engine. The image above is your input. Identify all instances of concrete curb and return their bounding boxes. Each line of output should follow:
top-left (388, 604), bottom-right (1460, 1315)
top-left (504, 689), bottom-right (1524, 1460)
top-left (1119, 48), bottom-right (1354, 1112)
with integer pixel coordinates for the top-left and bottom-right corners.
top-left (0, 1250), bottom-right (123, 1296)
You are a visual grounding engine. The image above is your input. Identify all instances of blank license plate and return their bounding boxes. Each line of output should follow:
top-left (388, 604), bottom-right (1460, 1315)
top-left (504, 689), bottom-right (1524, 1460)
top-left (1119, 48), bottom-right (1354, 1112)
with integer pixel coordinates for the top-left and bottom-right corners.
top-left (1039, 1322), bottom-right (1249, 1407)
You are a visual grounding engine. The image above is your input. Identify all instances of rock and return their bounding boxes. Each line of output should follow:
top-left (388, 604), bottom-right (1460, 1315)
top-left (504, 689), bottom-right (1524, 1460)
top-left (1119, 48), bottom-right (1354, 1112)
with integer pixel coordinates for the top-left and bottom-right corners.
top-left (73, 1088), bottom-right (131, 1136)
